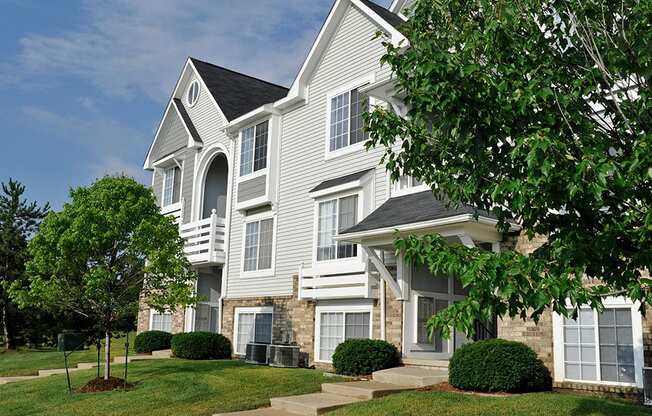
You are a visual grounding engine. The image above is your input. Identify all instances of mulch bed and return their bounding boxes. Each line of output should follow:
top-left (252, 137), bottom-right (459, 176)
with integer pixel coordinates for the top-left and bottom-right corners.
top-left (77, 377), bottom-right (135, 393)
top-left (419, 382), bottom-right (513, 397)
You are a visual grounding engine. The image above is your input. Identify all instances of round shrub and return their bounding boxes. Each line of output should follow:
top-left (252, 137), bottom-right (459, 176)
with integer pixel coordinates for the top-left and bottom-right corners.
top-left (449, 338), bottom-right (552, 392)
top-left (171, 332), bottom-right (232, 360)
top-left (134, 331), bottom-right (172, 354)
top-left (332, 339), bottom-right (399, 376)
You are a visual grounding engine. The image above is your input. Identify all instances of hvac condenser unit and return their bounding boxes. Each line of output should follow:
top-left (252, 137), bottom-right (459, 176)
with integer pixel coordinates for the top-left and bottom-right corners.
top-left (245, 343), bottom-right (269, 365)
top-left (268, 344), bottom-right (300, 368)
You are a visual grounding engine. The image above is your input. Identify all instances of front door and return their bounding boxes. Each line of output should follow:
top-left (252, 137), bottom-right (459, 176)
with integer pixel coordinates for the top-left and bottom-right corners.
top-left (404, 264), bottom-right (470, 361)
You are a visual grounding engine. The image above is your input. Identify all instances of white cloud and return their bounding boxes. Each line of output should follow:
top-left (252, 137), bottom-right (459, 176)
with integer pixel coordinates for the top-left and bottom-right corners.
top-left (15, 0), bottom-right (332, 102)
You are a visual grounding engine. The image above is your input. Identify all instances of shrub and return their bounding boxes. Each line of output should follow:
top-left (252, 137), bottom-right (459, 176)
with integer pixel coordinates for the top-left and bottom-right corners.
top-left (134, 331), bottom-right (172, 354)
top-left (332, 339), bottom-right (399, 376)
top-left (449, 338), bottom-right (552, 392)
top-left (171, 332), bottom-right (232, 360)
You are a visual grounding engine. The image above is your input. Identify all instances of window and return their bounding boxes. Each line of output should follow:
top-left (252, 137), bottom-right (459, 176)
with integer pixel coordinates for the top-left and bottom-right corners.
top-left (187, 80), bottom-right (200, 107)
top-left (240, 120), bottom-right (269, 176)
top-left (243, 217), bottom-right (274, 272)
top-left (234, 308), bottom-right (273, 354)
top-left (559, 305), bottom-right (639, 384)
top-left (318, 311), bottom-right (370, 361)
top-left (392, 175), bottom-right (427, 196)
top-left (317, 195), bottom-right (358, 261)
top-left (162, 166), bottom-right (181, 206)
top-left (328, 89), bottom-right (369, 152)
top-left (150, 311), bottom-right (172, 332)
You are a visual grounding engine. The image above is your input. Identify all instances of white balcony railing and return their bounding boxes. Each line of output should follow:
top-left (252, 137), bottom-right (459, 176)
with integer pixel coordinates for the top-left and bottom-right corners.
top-left (179, 210), bottom-right (226, 265)
top-left (298, 262), bottom-right (375, 300)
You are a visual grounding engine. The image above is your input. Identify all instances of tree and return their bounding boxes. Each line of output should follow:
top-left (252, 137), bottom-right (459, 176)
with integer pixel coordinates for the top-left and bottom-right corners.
top-left (10, 176), bottom-right (197, 380)
top-left (0, 179), bottom-right (49, 350)
top-left (366, 0), bottom-right (651, 338)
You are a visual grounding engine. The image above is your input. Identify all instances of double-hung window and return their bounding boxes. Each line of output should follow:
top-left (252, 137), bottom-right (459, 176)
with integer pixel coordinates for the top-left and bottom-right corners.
top-left (234, 308), bottom-right (273, 354)
top-left (243, 217), bottom-right (274, 272)
top-left (240, 120), bottom-right (269, 176)
top-left (328, 88), bottom-right (369, 152)
top-left (162, 166), bottom-right (181, 206)
top-left (150, 311), bottom-right (172, 332)
top-left (316, 195), bottom-right (358, 261)
top-left (318, 310), bottom-right (371, 361)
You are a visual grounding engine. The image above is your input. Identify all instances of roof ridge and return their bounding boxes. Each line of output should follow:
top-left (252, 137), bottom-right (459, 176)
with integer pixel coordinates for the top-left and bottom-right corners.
top-left (189, 57), bottom-right (289, 91)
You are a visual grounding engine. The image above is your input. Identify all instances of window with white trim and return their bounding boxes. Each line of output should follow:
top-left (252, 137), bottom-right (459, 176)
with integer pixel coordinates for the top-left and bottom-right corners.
top-left (187, 80), bottom-right (200, 107)
top-left (328, 88), bottom-right (369, 152)
top-left (162, 166), bottom-right (181, 206)
top-left (239, 120), bottom-right (269, 176)
top-left (391, 175), bottom-right (429, 197)
top-left (243, 218), bottom-right (274, 272)
top-left (317, 195), bottom-right (358, 261)
top-left (318, 311), bottom-right (370, 361)
top-left (562, 307), bottom-right (636, 383)
top-left (150, 311), bottom-right (172, 332)
top-left (235, 309), bottom-right (273, 354)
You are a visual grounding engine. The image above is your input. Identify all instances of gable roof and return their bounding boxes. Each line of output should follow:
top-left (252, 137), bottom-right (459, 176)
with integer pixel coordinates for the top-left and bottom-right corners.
top-left (309, 169), bottom-right (375, 193)
top-left (189, 58), bottom-right (289, 121)
top-left (359, 0), bottom-right (405, 30)
top-left (172, 98), bottom-right (201, 143)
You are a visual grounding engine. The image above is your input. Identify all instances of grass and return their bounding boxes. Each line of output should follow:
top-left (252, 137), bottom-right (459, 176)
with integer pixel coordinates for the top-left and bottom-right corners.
top-left (330, 390), bottom-right (652, 416)
top-left (0, 333), bottom-right (134, 377)
top-left (0, 359), bottom-right (340, 416)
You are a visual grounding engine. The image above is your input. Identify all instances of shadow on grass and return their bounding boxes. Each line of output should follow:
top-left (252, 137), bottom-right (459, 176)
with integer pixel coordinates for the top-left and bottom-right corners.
top-left (568, 396), bottom-right (651, 416)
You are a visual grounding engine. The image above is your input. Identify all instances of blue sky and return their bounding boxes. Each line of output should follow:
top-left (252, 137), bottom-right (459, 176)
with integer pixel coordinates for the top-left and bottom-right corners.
top-left (0, 0), bottom-right (391, 209)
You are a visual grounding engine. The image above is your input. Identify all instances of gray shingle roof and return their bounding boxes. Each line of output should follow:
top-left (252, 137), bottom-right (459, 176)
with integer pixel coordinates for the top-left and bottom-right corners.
top-left (172, 98), bottom-right (201, 143)
top-left (190, 58), bottom-right (289, 121)
top-left (360, 0), bottom-right (406, 31)
top-left (341, 191), bottom-right (496, 234)
top-left (309, 169), bottom-right (375, 193)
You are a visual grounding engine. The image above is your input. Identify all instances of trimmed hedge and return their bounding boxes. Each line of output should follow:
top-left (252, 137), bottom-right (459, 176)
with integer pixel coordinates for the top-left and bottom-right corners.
top-left (449, 338), bottom-right (552, 392)
top-left (332, 339), bottom-right (399, 376)
top-left (134, 331), bottom-right (172, 354)
top-left (171, 332), bottom-right (232, 360)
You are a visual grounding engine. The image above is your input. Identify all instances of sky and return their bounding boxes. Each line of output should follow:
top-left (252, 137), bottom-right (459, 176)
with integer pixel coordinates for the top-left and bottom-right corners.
top-left (0, 0), bottom-right (391, 210)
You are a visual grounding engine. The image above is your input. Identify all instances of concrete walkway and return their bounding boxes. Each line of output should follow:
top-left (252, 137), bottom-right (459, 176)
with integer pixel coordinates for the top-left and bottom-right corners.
top-left (214, 366), bottom-right (448, 416)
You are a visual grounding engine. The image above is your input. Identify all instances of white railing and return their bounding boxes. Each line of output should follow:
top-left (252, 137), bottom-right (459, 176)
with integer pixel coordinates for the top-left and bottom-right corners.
top-left (298, 262), bottom-right (375, 300)
top-left (161, 198), bottom-right (184, 224)
top-left (179, 209), bottom-right (226, 264)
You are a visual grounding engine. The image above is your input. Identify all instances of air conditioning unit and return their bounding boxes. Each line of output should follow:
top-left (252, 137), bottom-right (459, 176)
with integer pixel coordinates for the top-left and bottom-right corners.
top-left (268, 344), bottom-right (300, 368)
top-left (644, 367), bottom-right (652, 406)
top-left (245, 343), bottom-right (268, 365)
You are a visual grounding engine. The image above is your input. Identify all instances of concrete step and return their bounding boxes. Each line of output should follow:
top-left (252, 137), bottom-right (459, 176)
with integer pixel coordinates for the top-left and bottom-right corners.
top-left (372, 366), bottom-right (448, 388)
top-left (401, 358), bottom-right (449, 370)
top-left (113, 354), bottom-right (165, 363)
top-left (214, 407), bottom-right (295, 416)
top-left (321, 381), bottom-right (413, 400)
top-left (270, 392), bottom-right (361, 415)
top-left (151, 349), bottom-right (172, 358)
top-left (0, 375), bottom-right (41, 384)
top-left (77, 362), bottom-right (99, 370)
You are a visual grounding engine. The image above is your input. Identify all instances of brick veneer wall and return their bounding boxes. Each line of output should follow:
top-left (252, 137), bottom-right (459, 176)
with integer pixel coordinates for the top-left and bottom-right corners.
top-left (136, 303), bottom-right (185, 334)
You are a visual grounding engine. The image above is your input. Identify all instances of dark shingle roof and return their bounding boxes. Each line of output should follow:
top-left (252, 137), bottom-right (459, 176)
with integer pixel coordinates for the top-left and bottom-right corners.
top-left (341, 191), bottom-right (495, 234)
top-left (172, 98), bottom-right (201, 142)
top-left (190, 58), bottom-right (289, 121)
top-left (310, 169), bottom-right (375, 193)
top-left (360, 0), bottom-right (406, 31)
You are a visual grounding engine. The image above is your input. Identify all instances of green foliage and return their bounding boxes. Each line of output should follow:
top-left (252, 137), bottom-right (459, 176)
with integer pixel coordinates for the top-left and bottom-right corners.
top-left (134, 331), bottom-right (172, 353)
top-left (331, 339), bottom-right (399, 376)
top-left (449, 339), bottom-right (552, 393)
top-left (171, 332), bottom-right (232, 360)
top-left (367, 0), bottom-right (652, 336)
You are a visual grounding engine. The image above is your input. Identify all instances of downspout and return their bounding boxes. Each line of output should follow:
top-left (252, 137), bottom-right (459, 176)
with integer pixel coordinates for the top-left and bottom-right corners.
top-left (380, 279), bottom-right (386, 341)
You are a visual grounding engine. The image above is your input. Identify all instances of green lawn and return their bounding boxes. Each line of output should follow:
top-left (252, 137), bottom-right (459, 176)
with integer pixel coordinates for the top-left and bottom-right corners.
top-left (330, 390), bottom-right (652, 416)
top-left (0, 333), bottom-right (133, 377)
top-left (0, 359), bottom-right (340, 416)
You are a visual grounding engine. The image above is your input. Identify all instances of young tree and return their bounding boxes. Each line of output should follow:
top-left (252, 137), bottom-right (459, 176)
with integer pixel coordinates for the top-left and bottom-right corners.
top-left (10, 176), bottom-right (197, 380)
top-left (367, 0), bottom-right (651, 337)
top-left (0, 179), bottom-right (49, 350)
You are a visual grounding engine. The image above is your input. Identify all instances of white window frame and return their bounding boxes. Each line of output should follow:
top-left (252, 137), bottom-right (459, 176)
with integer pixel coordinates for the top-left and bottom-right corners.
top-left (238, 119), bottom-right (270, 180)
top-left (314, 301), bottom-right (374, 363)
top-left (552, 297), bottom-right (644, 388)
top-left (391, 175), bottom-right (429, 197)
top-left (324, 74), bottom-right (376, 160)
top-left (233, 306), bottom-right (274, 355)
top-left (240, 212), bottom-right (277, 278)
top-left (149, 309), bottom-right (173, 333)
top-left (186, 80), bottom-right (201, 108)
top-left (312, 189), bottom-right (363, 268)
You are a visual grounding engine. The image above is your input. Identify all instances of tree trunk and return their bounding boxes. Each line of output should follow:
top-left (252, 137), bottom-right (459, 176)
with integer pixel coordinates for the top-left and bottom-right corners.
top-left (104, 331), bottom-right (111, 381)
top-left (1, 304), bottom-right (9, 351)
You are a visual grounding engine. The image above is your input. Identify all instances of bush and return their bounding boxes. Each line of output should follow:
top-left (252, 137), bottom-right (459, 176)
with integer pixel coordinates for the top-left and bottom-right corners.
top-left (332, 339), bottom-right (399, 376)
top-left (449, 338), bottom-right (552, 392)
top-left (171, 332), bottom-right (232, 360)
top-left (134, 331), bottom-right (172, 353)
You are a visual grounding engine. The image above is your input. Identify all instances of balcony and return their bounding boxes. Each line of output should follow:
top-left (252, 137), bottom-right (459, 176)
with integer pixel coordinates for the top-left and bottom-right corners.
top-left (179, 210), bottom-right (226, 265)
top-left (298, 263), bottom-right (376, 300)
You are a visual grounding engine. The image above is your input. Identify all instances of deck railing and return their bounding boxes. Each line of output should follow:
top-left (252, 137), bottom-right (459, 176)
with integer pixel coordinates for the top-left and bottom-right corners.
top-left (179, 209), bottom-right (226, 264)
top-left (298, 263), bottom-right (374, 300)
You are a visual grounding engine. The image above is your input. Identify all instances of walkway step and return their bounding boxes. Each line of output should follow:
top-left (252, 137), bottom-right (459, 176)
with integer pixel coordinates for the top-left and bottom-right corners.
top-left (214, 407), bottom-right (295, 416)
top-left (0, 375), bottom-right (41, 385)
top-left (373, 366), bottom-right (448, 388)
top-left (152, 349), bottom-right (172, 358)
top-left (401, 358), bottom-right (449, 370)
top-left (76, 362), bottom-right (98, 370)
top-left (321, 381), bottom-right (413, 400)
top-left (270, 392), bottom-right (361, 415)
top-left (38, 368), bottom-right (82, 377)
